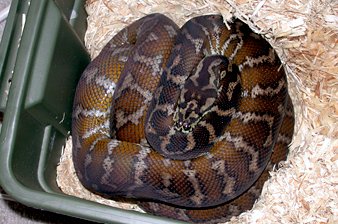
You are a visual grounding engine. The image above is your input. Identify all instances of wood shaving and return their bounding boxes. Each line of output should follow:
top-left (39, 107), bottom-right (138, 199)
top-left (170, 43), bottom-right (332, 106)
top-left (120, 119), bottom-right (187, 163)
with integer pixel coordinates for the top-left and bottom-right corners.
top-left (57, 0), bottom-right (338, 223)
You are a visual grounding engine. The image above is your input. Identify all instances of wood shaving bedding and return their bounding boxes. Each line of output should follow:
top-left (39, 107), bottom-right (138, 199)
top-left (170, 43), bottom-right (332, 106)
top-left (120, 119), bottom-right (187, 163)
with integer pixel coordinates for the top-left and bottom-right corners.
top-left (57, 0), bottom-right (338, 223)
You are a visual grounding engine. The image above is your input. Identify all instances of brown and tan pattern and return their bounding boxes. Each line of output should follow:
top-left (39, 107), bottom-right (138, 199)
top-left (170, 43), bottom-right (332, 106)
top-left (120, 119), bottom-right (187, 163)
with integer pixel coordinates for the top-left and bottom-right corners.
top-left (72, 13), bottom-right (294, 223)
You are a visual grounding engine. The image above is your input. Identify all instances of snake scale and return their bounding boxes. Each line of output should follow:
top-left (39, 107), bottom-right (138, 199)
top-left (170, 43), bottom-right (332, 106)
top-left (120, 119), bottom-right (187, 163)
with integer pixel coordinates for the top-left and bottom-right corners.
top-left (72, 14), bottom-right (294, 223)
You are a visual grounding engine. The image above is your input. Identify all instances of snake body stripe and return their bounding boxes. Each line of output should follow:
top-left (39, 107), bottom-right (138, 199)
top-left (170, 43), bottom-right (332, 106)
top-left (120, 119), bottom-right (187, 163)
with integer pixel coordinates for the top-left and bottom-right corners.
top-left (72, 13), bottom-right (294, 223)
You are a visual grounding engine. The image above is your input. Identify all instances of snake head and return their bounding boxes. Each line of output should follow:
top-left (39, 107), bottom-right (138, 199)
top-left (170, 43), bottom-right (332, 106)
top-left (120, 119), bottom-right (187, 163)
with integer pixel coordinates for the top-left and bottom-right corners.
top-left (175, 55), bottom-right (229, 133)
top-left (175, 96), bottom-right (200, 133)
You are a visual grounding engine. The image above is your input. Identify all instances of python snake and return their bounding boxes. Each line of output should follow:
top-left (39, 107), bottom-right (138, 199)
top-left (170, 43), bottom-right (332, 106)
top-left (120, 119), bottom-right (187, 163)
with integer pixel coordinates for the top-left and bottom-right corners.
top-left (72, 14), bottom-right (294, 223)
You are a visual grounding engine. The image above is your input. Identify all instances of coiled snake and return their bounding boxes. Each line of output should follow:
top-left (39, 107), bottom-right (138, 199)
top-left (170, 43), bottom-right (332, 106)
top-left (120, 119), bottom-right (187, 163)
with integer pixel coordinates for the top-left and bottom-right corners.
top-left (72, 14), bottom-right (294, 223)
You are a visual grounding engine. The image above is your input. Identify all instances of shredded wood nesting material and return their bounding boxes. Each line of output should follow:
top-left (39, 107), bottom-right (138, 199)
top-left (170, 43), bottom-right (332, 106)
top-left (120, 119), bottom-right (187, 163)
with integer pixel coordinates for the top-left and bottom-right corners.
top-left (57, 0), bottom-right (338, 223)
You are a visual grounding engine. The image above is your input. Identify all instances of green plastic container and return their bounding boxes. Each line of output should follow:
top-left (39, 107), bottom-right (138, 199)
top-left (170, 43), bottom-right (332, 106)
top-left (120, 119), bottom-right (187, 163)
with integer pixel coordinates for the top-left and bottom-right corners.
top-left (0, 1), bottom-right (180, 223)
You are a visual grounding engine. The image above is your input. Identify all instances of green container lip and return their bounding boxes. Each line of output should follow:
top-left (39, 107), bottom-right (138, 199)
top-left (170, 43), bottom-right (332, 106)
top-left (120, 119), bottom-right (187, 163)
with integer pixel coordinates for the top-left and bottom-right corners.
top-left (0, 0), bottom-right (24, 112)
top-left (0, 0), bottom-right (182, 223)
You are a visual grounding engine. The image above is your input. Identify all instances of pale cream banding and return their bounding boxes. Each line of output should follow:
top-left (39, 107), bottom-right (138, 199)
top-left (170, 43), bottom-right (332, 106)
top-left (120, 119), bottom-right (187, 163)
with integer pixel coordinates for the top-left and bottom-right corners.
top-left (115, 104), bottom-right (147, 128)
top-left (182, 169), bottom-right (206, 205)
top-left (221, 34), bottom-right (238, 52)
top-left (231, 111), bottom-right (275, 147)
top-left (164, 25), bottom-right (177, 38)
top-left (83, 66), bottom-right (98, 84)
top-left (101, 155), bottom-right (116, 188)
top-left (87, 135), bottom-right (109, 153)
top-left (209, 58), bottom-right (225, 77)
top-left (121, 29), bottom-right (129, 43)
top-left (184, 160), bottom-right (191, 168)
top-left (222, 34), bottom-right (242, 58)
top-left (176, 210), bottom-right (190, 222)
top-left (108, 139), bottom-right (121, 150)
top-left (162, 158), bottom-right (173, 168)
top-left (133, 52), bottom-right (164, 77)
top-left (219, 131), bottom-right (260, 172)
top-left (238, 48), bottom-right (276, 71)
top-left (161, 173), bottom-right (172, 187)
top-left (83, 153), bottom-right (93, 182)
top-left (132, 146), bottom-right (151, 187)
top-left (189, 59), bottom-right (205, 87)
top-left (115, 81), bottom-right (153, 128)
top-left (232, 111), bottom-right (274, 126)
top-left (100, 156), bottom-right (118, 189)
top-left (213, 107), bottom-right (237, 117)
top-left (206, 23), bottom-right (222, 55)
top-left (72, 104), bottom-right (83, 119)
top-left (200, 97), bottom-right (216, 113)
top-left (118, 55), bottom-right (128, 62)
top-left (182, 159), bottom-right (206, 205)
top-left (83, 120), bottom-right (110, 139)
top-left (84, 153), bottom-right (92, 168)
top-left (130, 83), bottom-right (153, 102)
top-left (140, 138), bottom-right (150, 147)
top-left (95, 75), bottom-right (117, 95)
top-left (111, 45), bottom-right (132, 56)
top-left (251, 78), bottom-right (286, 98)
top-left (153, 102), bottom-right (176, 117)
top-left (73, 135), bottom-right (82, 152)
top-left (204, 152), bottom-right (214, 159)
top-left (100, 139), bottom-right (120, 189)
top-left (226, 78), bottom-right (241, 101)
top-left (187, 133), bottom-right (197, 151)
top-left (168, 71), bottom-right (188, 86)
top-left (80, 108), bottom-right (110, 118)
top-left (199, 121), bottom-right (216, 140)
top-left (228, 37), bottom-right (244, 62)
top-left (184, 31), bottom-right (204, 54)
top-left (146, 32), bottom-right (159, 42)
top-left (277, 133), bottom-right (292, 145)
top-left (211, 159), bottom-right (237, 195)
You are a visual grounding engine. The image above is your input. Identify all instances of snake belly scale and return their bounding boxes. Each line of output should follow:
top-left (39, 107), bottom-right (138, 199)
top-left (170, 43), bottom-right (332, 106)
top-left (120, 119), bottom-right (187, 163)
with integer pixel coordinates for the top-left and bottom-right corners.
top-left (72, 13), bottom-right (294, 223)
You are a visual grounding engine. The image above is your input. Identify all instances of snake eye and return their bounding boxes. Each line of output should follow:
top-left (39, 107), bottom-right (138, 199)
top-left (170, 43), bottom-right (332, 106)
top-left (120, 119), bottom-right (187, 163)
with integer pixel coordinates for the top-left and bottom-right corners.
top-left (175, 121), bottom-right (191, 132)
top-left (182, 122), bottom-right (191, 132)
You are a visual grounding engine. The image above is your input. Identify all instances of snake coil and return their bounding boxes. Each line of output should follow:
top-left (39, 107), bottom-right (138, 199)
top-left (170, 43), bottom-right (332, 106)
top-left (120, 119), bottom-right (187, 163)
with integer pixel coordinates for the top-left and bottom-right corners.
top-left (72, 14), bottom-right (294, 223)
